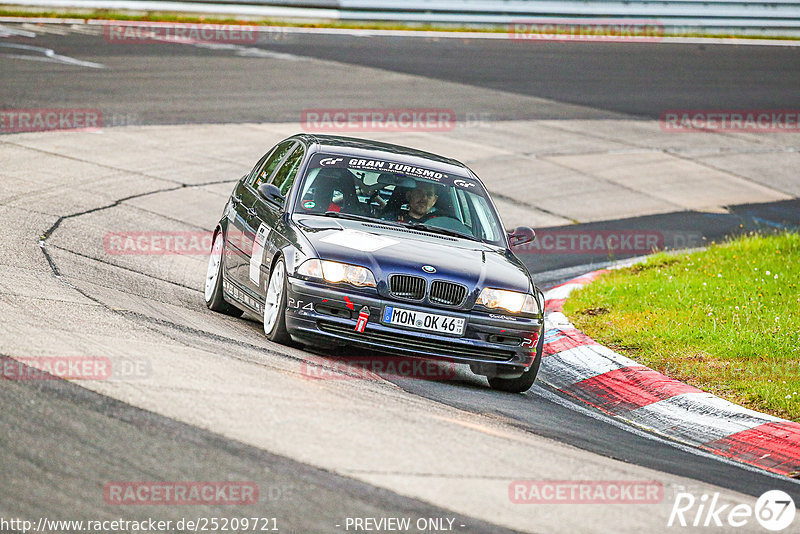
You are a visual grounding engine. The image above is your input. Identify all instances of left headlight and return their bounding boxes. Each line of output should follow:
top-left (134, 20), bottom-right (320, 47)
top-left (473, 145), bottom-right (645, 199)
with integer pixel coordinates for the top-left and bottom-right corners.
top-left (476, 288), bottom-right (539, 314)
top-left (296, 259), bottom-right (377, 288)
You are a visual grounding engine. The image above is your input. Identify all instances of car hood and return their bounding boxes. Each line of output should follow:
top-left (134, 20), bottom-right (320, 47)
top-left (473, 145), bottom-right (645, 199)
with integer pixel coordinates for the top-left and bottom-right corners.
top-left (293, 217), bottom-right (533, 299)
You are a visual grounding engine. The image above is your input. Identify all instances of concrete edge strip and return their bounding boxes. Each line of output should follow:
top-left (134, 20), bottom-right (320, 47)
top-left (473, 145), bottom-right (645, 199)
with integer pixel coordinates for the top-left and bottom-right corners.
top-left (540, 269), bottom-right (800, 478)
top-left (2, 15), bottom-right (800, 46)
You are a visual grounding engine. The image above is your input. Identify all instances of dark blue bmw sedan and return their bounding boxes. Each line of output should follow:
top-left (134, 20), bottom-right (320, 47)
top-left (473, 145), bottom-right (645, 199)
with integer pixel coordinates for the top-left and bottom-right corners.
top-left (205, 134), bottom-right (544, 392)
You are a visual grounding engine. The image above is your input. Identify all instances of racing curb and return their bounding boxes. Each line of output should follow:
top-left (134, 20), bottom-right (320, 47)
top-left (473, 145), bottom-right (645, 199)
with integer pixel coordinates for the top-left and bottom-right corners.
top-left (540, 270), bottom-right (800, 478)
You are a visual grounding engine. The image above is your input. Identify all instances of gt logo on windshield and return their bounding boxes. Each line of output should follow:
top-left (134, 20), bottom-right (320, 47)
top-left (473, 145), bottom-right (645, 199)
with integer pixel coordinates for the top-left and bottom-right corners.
top-left (454, 179), bottom-right (475, 188)
top-left (319, 157), bottom-right (343, 166)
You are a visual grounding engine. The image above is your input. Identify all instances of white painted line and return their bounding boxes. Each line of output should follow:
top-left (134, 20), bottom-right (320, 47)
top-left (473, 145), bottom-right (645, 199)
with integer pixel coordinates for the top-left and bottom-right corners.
top-left (0, 23), bottom-right (36, 37)
top-left (20, 21), bottom-right (68, 34)
top-left (190, 41), bottom-right (307, 60)
top-left (0, 41), bottom-right (105, 67)
top-left (0, 17), bottom-right (88, 23)
top-left (65, 23), bottom-right (102, 35)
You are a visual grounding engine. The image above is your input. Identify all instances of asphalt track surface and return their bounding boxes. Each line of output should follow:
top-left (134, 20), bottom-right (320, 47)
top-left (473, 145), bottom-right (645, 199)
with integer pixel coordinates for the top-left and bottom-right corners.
top-left (1, 24), bottom-right (800, 532)
top-left (2, 27), bottom-right (800, 122)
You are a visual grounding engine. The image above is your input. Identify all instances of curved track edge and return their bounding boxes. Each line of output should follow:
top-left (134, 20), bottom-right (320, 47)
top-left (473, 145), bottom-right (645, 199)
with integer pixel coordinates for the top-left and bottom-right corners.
top-left (541, 269), bottom-right (800, 478)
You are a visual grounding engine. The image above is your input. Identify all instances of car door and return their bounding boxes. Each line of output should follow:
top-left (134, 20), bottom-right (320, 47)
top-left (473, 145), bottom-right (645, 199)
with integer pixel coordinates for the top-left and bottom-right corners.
top-left (228, 140), bottom-right (296, 293)
top-left (248, 142), bottom-right (306, 298)
top-left (224, 160), bottom-right (265, 284)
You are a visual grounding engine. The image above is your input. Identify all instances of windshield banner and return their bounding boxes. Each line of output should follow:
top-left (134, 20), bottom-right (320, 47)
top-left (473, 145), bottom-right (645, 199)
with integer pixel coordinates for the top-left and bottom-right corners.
top-left (309, 153), bottom-right (479, 187)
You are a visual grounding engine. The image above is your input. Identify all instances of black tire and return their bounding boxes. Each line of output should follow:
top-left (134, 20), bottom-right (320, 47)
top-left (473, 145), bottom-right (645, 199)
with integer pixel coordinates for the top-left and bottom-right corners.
top-left (263, 257), bottom-right (292, 344)
top-left (487, 355), bottom-right (540, 393)
top-left (204, 231), bottom-right (243, 317)
top-left (488, 322), bottom-right (544, 393)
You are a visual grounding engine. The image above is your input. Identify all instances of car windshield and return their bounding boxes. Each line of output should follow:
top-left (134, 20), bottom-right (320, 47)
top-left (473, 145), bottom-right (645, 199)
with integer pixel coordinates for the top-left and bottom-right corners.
top-left (294, 152), bottom-right (506, 246)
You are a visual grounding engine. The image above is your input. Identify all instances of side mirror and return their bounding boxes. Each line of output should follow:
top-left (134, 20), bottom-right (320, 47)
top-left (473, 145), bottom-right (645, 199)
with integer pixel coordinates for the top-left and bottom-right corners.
top-left (258, 183), bottom-right (285, 207)
top-left (508, 226), bottom-right (535, 247)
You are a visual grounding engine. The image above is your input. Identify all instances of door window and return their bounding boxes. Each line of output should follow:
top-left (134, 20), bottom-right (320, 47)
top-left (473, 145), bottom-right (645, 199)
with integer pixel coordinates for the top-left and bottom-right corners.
top-left (250, 141), bottom-right (295, 188)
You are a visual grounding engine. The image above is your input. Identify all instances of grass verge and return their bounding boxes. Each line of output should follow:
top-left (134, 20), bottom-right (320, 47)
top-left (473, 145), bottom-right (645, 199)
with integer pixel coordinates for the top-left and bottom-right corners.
top-left (563, 232), bottom-right (800, 421)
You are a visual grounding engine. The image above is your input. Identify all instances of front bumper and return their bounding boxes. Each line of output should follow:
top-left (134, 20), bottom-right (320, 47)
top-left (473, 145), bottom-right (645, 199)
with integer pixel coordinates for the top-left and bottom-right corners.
top-left (284, 277), bottom-right (542, 372)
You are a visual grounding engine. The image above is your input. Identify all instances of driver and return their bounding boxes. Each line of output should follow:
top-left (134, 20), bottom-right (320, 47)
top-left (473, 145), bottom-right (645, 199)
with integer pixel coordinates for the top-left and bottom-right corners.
top-left (395, 181), bottom-right (439, 223)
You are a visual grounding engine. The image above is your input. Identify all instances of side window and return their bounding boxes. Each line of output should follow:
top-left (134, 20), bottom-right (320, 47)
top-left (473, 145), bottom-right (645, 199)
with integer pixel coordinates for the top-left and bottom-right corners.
top-left (271, 144), bottom-right (305, 199)
top-left (247, 153), bottom-right (269, 182)
top-left (467, 193), bottom-right (501, 242)
top-left (250, 141), bottom-right (295, 188)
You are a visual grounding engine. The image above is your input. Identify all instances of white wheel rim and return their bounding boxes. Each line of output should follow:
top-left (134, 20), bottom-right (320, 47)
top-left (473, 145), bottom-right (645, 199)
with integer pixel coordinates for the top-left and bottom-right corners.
top-left (263, 261), bottom-right (285, 334)
top-left (205, 233), bottom-right (224, 303)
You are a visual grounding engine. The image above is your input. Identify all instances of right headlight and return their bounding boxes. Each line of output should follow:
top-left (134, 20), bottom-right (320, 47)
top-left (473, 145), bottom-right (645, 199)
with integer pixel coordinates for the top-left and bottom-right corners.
top-left (476, 288), bottom-right (539, 315)
top-left (296, 259), bottom-right (377, 288)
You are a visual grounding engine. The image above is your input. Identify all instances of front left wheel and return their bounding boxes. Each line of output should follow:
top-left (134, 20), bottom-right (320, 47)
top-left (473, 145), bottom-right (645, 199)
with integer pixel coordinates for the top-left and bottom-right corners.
top-left (263, 257), bottom-right (292, 344)
top-left (205, 231), bottom-right (243, 317)
top-left (488, 311), bottom-right (545, 393)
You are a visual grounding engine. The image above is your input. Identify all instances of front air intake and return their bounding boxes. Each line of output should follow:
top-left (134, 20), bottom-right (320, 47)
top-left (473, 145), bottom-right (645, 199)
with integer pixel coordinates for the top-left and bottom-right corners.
top-left (388, 274), bottom-right (426, 301)
top-left (429, 280), bottom-right (467, 306)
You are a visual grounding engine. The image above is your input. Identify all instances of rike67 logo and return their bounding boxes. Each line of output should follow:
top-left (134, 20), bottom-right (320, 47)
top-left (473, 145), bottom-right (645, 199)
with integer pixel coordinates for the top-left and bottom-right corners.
top-left (668, 490), bottom-right (796, 531)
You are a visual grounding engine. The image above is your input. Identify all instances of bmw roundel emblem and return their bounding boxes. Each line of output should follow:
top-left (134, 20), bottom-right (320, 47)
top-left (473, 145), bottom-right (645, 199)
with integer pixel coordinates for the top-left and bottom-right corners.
top-left (422, 265), bottom-right (436, 273)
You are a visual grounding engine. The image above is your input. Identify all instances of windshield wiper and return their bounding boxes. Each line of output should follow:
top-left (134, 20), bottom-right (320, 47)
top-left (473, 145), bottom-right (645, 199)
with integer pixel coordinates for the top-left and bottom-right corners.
top-left (403, 222), bottom-right (481, 242)
top-left (321, 211), bottom-right (373, 223)
top-left (316, 212), bottom-right (478, 240)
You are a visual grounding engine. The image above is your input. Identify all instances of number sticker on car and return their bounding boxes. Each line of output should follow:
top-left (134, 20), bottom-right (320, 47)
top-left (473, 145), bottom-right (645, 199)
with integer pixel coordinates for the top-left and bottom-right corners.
top-left (382, 306), bottom-right (465, 336)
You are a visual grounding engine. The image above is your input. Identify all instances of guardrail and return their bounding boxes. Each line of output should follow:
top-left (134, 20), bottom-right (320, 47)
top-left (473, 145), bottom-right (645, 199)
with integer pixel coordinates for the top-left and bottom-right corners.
top-left (337, 0), bottom-right (800, 36)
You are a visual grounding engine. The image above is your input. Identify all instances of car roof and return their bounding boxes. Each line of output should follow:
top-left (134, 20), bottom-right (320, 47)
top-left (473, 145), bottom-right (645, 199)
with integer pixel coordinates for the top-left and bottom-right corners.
top-left (289, 133), bottom-right (474, 178)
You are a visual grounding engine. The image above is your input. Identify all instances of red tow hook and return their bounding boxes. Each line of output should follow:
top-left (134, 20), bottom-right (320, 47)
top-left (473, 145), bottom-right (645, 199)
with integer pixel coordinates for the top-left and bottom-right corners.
top-left (355, 306), bottom-right (370, 333)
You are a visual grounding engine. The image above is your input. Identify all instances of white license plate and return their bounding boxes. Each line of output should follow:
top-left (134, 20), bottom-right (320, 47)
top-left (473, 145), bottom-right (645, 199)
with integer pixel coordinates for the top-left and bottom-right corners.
top-left (382, 306), bottom-right (465, 336)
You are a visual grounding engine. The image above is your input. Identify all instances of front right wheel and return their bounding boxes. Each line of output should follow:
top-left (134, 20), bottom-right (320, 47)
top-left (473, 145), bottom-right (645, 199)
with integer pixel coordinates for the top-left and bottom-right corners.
top-left (263, 257), bottom-right (292, 344)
